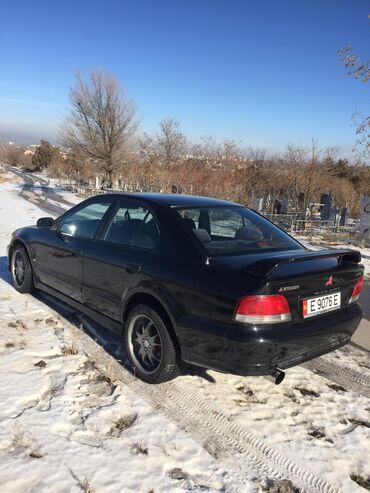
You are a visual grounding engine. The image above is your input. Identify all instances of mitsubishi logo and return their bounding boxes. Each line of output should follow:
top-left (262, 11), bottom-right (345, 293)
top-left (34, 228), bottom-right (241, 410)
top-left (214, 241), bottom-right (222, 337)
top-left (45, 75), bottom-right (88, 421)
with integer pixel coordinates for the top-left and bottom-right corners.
top-left (325, 275), bottom-right (334, 286)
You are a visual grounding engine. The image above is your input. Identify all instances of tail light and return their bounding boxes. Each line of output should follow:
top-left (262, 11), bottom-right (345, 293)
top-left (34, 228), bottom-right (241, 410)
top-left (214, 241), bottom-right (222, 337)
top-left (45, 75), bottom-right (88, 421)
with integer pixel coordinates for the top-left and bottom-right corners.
top-left (235, 295), bottom-right (292, 324)
top-left (349, 277), bottom-right (364, 304)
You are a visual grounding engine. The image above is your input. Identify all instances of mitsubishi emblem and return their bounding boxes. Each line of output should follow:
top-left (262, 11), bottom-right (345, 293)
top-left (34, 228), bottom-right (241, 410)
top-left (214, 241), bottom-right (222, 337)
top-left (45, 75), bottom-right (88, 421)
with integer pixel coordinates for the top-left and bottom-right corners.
top-left (325, 275), bottom-right (334, 286)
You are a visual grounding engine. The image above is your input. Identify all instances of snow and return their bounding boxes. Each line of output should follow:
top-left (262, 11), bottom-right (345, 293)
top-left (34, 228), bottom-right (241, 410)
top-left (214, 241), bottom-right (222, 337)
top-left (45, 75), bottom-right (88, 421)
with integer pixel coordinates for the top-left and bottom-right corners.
top-left (0, 169), bottom-right (369, 493)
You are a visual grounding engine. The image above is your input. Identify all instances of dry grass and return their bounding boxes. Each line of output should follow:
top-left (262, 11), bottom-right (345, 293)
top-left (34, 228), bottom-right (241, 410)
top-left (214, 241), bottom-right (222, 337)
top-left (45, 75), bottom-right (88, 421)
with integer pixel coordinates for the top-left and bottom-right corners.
top-left (9, 427), bottom-right (43, 459)
top-left (109, 413), bottom-right (138, 437)
top-left (260, 478), bottom-right (301, 493)
top-left (326, 383), bottom-right (347, 392)
top-left (61, 344), bottom-right (78, 355)
top-left (61, 326), bottom-right (78, 355)
top-left (95, 372), bottom-right (115, 386)
top-left (235, 384), bottom-right (254, 396)
top-left (79, 478), bottom-right (94, 493)
top-left (308, 426), bottom-right (333, 443)
top-left (7, 320), bottom-right (27, 348)
top-left (293, 387), bottom-right (320, 398)
top-left (13, 319), bottom-right (27, 330)
top-left (4, 320), bottom-right (27, 349)
top-left (80, 358), bottom-right (117, 395)
top-left (69, 468), bottom-right (94, 493)
top-left (166, 468), bottom-right (189, 481)
top-left (131, 440), bottom-right (148, 455)
top-left (81, 359), bottom-right (98, 372)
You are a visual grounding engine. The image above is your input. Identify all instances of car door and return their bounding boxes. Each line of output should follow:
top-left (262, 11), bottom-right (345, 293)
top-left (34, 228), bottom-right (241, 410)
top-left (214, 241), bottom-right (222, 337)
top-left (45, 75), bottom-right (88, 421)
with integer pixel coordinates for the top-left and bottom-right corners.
top-left (34, 196), bottom-right (114, 301)
top-left (82, 198), bottom-right (160, 321)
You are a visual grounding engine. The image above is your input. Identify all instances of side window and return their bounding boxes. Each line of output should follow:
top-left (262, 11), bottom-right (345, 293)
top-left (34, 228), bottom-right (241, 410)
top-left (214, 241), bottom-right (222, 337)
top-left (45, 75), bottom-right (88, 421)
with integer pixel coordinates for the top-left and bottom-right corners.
top-left (103, 201), bottom-right (159, 250)
top-left (59, 200), bottom-right (112, 239)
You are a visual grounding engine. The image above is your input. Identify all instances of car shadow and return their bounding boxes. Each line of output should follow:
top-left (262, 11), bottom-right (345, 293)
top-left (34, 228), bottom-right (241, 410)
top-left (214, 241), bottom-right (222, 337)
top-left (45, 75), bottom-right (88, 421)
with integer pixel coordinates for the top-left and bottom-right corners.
top-left (34, 291), bottom-right (215, 382)
top-left (34, 290), bottom-right (128, 363)
top-left (0, 256), bottom-right (11, 286)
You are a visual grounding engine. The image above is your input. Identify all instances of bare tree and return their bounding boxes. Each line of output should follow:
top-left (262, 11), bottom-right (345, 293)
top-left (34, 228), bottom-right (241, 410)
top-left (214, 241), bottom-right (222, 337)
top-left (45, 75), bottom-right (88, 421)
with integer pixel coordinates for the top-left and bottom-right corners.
top-left (61, 69), bottom-right (137, 185)
top-left (192, 136), bottom-right (243, 164)
top-left (248, 146), bottom-right (267, 172)
top-left (191, 135), bottom-right (225, 162)
top-left (156, 118), bottom-right (187, 163)
top-left (351, 110), bottom-right (370, 161)
top-left (222, 139), bottom-right (242, 164)
top-left (323, 146), bottom-right (338, 162)
top-left (338, 44), bottom-right (370, 83)
top-left (284, 144), bottom-right (308, 210)
top-left (138, 132), bottom-right (157, 163)
top-left (192, 135), bottom-right (219, 159)
top-left (338, 44), bottom-right (369, 161)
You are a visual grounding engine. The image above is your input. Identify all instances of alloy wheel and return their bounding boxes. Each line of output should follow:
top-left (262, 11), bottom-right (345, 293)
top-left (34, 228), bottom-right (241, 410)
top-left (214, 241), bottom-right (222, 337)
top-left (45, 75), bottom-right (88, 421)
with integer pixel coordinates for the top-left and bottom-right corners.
top-left (127, 314), bottom-right (163, 375)
top-left (13, 251), bottom-right (26, 287)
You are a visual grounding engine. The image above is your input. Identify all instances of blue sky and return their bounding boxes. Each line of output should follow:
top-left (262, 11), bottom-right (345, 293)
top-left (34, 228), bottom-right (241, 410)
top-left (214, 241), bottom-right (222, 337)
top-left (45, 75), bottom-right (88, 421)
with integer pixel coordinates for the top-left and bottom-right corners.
top-left (0, 0), bottom-right (369, 158)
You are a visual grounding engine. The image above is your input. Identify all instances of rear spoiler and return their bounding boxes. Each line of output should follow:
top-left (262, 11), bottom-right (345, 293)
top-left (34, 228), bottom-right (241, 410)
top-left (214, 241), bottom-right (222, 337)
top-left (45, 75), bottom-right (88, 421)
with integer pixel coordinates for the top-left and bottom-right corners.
top-left (242, 249), bottom-right (362, 279)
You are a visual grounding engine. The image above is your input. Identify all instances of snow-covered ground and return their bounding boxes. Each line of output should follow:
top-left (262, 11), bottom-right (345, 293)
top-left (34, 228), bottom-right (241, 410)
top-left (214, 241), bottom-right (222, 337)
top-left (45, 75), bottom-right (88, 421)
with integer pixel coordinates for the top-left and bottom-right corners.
top-left (0, 168), bottom-right (370, 493)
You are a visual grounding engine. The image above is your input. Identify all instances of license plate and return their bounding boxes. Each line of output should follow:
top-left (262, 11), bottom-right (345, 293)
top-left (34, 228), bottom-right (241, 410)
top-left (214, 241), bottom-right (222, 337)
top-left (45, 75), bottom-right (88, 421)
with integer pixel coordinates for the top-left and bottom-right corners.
top-left (303, 292), bottom-right (341, 318)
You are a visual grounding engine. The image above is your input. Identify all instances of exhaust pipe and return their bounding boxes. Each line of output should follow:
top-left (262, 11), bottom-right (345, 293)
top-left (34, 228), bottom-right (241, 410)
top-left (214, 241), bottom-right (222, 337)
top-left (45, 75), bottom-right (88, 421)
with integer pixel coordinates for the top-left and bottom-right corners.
top-left (265, 368), bottom-right (285, 385)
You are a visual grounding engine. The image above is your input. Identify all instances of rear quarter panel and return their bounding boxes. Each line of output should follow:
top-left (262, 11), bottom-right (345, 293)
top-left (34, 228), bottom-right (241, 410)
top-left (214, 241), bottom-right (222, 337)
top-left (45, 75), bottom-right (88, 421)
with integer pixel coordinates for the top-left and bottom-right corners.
top-left (143, 253), bottom-right (264, 363)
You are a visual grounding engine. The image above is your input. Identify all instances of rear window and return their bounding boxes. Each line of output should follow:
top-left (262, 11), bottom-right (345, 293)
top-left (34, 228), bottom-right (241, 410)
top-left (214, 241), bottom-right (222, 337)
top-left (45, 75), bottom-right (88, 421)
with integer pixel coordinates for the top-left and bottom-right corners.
top-left (175, 206), bottom-right (302, 256)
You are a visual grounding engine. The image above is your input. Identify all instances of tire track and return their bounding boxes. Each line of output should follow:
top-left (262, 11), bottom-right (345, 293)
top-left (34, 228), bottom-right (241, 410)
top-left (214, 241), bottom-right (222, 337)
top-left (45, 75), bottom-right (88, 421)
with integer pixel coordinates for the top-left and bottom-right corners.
top-left (150, 381), bottom-right (339, 493)
top-left (302, 357), bottom-right (370, 398)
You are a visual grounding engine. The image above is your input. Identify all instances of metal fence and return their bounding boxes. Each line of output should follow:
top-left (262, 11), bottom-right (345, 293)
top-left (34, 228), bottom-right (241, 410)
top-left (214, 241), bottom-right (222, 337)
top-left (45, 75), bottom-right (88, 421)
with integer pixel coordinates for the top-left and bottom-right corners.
top-left (262, 213), bottom-right (363, 245)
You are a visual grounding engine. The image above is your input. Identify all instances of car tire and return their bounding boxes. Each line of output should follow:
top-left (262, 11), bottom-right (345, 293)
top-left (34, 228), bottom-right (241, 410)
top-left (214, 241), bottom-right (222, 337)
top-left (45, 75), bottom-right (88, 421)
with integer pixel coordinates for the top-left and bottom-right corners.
top-left (11, 245), bottom-right (34, 294)
top-left (124, 304), bottom-right (180, 384)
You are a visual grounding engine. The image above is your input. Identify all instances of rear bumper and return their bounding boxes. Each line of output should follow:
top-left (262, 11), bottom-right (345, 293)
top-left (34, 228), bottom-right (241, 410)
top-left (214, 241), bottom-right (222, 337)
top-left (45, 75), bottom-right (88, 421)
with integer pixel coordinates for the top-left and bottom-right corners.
top-left (180, 303), bottom-right (362, 376)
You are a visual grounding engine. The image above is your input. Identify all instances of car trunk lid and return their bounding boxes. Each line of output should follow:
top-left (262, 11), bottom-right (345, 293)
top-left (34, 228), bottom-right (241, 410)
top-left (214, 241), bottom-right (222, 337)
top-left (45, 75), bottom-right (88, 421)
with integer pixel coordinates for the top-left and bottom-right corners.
top-left (212, 248), bottom-right (363, 323)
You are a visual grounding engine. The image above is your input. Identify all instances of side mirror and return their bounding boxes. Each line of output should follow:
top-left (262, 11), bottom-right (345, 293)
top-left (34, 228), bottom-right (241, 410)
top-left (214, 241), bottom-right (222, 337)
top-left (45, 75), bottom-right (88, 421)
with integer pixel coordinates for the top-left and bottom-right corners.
top-left (37, 217), bottom-right (54, 230)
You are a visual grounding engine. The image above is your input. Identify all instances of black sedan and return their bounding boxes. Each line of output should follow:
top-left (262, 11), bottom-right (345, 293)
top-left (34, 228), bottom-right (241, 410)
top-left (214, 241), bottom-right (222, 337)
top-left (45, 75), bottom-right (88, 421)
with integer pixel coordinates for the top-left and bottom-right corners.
top-left (8, 193), bottom-right (364, 384)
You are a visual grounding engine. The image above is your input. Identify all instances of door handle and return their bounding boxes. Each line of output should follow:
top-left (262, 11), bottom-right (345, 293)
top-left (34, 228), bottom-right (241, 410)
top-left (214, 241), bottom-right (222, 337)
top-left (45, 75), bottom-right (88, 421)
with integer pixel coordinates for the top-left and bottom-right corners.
top-left (125, 263), bottom-right (141, 274)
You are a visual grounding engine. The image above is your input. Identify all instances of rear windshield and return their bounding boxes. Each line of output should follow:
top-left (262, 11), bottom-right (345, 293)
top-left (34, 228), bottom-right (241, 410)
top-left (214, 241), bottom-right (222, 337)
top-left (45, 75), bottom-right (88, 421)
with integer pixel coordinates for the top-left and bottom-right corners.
top-left (175, 206), bottom-right (302, 256)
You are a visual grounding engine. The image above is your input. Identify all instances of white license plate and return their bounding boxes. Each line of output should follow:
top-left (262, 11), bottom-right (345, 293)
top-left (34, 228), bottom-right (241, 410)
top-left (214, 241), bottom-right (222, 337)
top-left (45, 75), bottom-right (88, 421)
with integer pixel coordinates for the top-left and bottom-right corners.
top-left (303, 292), bottom-right (341, 318)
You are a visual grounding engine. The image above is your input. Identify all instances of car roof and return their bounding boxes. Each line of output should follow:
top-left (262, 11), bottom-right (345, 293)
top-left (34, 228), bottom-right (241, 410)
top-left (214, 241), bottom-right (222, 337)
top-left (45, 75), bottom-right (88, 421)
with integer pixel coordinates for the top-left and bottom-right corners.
top-left (102, 192), bottom-right (242, 208)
